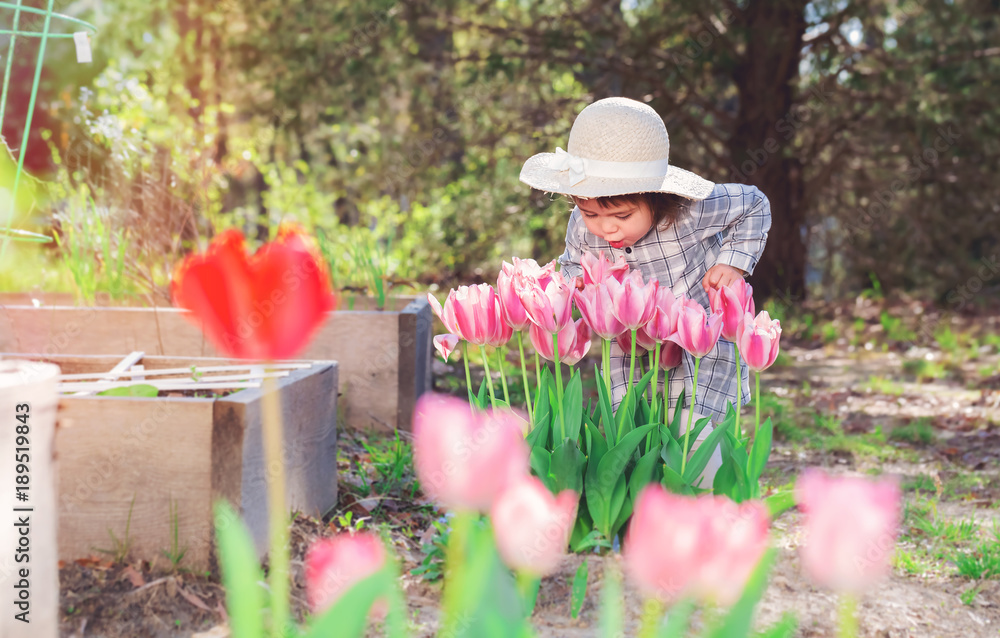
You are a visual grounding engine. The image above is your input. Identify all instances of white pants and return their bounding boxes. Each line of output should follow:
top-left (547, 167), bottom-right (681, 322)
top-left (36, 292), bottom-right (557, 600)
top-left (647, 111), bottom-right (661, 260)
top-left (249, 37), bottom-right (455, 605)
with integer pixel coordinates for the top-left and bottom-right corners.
top-left (667, 374), bottom-right (723, 490)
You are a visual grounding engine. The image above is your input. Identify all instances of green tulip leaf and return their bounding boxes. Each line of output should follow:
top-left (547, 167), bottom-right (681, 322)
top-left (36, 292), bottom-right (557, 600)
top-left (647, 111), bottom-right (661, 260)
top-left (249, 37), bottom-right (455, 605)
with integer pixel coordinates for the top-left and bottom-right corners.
top-left (549, 442), bottom-right (587, 495)
top-left (764, 490), bottom-right (798, 519)
top-left (668, 389), bottom-right (687, 440)
top-left (97, 384), bottom-right (159, 397)
top-left (213, 501), bottom-right (265, 638)
top-left (628, 446), bottom-right (661, 503)
top-left (682, 418), bottom-right (729, 487)
top-left (655, 597), bottom-right (695, 638)
top-left (748, 417), bottom-right (774, 483)
top-left (705, 548), bottom-right (777, 638)
top-left (661, 435), bottom-right (684, 473)
top-left (753, 612), bottom-right (798, 638)
top-left (529, 448), bottom-right (554, 491)
top-left (563, 370), bottom-right (583, 443)
top-left (594, 364), bottom-right (617, 442)
top-left (570, 560), bottom-right (589, 619)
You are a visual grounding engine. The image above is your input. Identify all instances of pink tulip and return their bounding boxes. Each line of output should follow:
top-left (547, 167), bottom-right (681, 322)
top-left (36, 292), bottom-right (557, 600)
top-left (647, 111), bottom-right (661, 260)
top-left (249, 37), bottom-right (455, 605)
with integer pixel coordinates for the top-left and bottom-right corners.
top-left (659, 341), bottom-right (684, 370)
top-left (796, 469), bottom-right (901, 594)
top-left (669, 298), bottom-right (724, 358)
top-left (413, 394), bottom-right (530, 511)
top-left (580, 251), bottom-right (629, 285)
top-left (736, 310), bottom-right (782, 372)
top-left (511, 256), bottom-right (557, 289)
top-left (574, 283), bottom-right (626, 340)
top-left (616, 325), bottom-right (655, 356)
top-left (433, 334), bottom-right (460, 362)
top-left (529, 318), bottom-right (592, 366)
top-left (498, 260), bottom-right (541, 332)
top-left (708, 279), bottom-right (755, 341)
top-left (644, 288), bottom-right (682, 342)
top-left (428, 291), bottom-right (464, 340)
top-left (488, 298), bottom-right (514, 347)
top-left (624, 485), bottom-right (770, 606)
top-left (305, 533), bottom-right (387, 618)
top-left (605, 269), bottom-right (659, 332)
top-left (489, 477), bottom-right (578, 576)
top-left (516, 270), bottom-right (576, 334)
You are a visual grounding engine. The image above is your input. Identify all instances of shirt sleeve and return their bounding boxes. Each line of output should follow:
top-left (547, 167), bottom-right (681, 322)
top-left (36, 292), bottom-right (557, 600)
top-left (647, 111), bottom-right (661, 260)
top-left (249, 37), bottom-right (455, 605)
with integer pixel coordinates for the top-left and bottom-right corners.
top-left (558, 206), bottom-right (585, 279)
top-left (689, 183), bottom-right (772, 276)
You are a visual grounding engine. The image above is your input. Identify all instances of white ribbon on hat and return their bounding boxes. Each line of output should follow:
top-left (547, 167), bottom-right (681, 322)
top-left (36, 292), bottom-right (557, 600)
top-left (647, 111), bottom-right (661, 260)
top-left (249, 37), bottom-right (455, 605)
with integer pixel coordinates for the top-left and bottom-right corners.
top-left (548, 147), bottom-right (672, 186)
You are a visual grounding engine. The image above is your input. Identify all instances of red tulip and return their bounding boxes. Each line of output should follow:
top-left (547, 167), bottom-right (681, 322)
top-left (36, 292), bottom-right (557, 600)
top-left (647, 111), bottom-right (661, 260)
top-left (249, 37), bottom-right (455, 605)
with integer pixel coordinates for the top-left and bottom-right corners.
top-left (413, 394), bottom-right (530, 511)
top-left (305, 532), bottom-right (387, 618)
top-left (605, 269), bottom-right (658, 332)
top-left (516, 270), bottom-right (576, 334)
top-left (708, 279), bottom-right (755, 341)
top-left (171, 225), bottom-right (336, 360)
top-left (669, 298), bottom-right (724, 358)
top-left (736, 310), bottom-right (782, 372)
top-left (489, 477), bottom-right (578, 577)
top-left (529, 318), bottom-right (592, 365)
top-left (580, 251), bottom-right (629, 285)
top-left (796, 469), bottom-right (902, 594)
top-left (624, 485), bottom-right (770, 606)
top-left (433, 334), bottom-right (460, 362)
top-left (573, 283), bottom-right (626, 341)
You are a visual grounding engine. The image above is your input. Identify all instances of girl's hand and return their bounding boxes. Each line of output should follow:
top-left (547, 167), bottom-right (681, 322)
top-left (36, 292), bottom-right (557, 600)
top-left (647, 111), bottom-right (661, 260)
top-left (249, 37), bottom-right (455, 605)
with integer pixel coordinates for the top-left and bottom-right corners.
top-left (702, 264), bottom-right (746, 295)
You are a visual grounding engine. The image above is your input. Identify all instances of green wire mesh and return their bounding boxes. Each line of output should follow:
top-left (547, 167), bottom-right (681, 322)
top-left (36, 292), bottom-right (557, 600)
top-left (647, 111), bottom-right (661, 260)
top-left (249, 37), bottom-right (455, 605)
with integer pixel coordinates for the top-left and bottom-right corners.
top-left (0, 0), bottom-right (96, 258)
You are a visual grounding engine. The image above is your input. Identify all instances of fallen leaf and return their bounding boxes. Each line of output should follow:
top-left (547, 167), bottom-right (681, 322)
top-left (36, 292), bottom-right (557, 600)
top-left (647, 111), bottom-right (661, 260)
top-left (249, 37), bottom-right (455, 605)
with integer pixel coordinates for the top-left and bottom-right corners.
top-left (192, 625), bottom-right (230, 638)
top-left (179, 586), bottom-right (211, 612)
top-left (121, 565), bottom-right (145, 588)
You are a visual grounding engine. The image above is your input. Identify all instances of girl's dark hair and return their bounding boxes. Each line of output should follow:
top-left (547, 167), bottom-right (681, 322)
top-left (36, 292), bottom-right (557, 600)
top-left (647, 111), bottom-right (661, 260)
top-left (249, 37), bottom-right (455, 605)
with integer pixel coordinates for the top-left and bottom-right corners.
top-left (569, 192), bottom-right (691, 230)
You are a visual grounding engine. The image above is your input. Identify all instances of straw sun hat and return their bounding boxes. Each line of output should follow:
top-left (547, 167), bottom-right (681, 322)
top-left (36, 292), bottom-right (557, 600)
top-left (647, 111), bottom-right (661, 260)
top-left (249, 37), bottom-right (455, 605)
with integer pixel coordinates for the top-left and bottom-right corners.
top-left (519, 97), bottom-right (715, 200)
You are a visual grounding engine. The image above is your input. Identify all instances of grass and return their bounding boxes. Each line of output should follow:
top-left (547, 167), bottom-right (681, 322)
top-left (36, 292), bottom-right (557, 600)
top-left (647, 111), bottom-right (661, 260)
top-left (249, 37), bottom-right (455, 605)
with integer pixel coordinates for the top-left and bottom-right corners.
top-left (863, 375), bottom-right (905, 396)
top-left (95, 495), bottom-right (135, 563)
top-left (880, 310), bottom-right (917, 343)
top-left (162, 498), bottom-right (187, 570)
top-left (889, 418), bottom-right (935, 445)
top-left (953, 541), bottom-right (1000, 579)
top-left (903, 357), bottom-right (949, 382)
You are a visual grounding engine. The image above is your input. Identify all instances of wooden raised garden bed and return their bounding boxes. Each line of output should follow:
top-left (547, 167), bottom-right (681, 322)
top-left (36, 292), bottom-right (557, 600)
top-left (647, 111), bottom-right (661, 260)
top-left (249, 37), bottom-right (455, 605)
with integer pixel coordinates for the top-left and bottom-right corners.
top-left (1, 352), bottom-right (339, 570)
top-left (0, 294), bottom-right (432, 431)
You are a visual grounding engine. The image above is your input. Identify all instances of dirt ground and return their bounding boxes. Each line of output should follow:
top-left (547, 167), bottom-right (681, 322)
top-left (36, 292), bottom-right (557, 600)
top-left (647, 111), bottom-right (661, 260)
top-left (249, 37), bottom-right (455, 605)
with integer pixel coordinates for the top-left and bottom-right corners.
top-left (59, 300), bottom-right (1000, 637)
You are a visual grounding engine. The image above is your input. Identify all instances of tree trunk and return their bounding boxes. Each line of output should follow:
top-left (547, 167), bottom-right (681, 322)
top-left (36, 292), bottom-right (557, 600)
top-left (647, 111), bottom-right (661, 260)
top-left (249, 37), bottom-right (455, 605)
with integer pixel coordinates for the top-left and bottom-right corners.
top-left (728, 0), bottom-right (808, 301)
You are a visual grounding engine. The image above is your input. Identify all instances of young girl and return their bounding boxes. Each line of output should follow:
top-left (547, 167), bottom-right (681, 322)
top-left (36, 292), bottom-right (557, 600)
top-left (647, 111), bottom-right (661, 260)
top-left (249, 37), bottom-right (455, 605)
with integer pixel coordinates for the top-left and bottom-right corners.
top-left (518, 96), bottom-right (771, 486)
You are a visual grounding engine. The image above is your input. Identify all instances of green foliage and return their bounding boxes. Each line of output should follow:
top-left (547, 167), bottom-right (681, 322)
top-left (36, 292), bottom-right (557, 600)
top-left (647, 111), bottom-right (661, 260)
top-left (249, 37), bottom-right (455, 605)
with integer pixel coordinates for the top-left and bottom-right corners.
top-left (863, 375), bottom-right (904, 396)
top-left (902, 357), bottom-right (948, 382)
top-left (163, 498), bottom-right (188, 570)
top-left (410, 517), bottom-right (450, 583)
top-left (889, 418), bottom-right (934, 445)
top-left (952, 541), bottom-right (1000, 580)
top-left (95, 495), bottom-right (135, 563)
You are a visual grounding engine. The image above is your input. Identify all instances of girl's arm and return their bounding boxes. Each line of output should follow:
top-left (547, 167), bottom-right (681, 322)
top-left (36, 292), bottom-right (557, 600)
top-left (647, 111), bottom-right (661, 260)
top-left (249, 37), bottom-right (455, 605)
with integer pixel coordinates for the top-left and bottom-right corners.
top-left (688, 183), bottom-right (772, 276)
top-left (557, 206), bottom-right (586, 279)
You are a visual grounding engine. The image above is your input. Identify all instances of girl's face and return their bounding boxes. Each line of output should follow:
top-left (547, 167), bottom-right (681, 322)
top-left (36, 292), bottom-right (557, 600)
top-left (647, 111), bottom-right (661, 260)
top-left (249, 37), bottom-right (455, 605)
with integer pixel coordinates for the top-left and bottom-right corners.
top-left (576, 198), bottom-right (654, 249)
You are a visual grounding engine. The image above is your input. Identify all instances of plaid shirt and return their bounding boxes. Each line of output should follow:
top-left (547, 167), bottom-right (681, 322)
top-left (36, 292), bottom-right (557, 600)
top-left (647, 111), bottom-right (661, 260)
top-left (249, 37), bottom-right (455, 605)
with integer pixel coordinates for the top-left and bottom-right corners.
top-left (558, 183), bottom-right (772, 422)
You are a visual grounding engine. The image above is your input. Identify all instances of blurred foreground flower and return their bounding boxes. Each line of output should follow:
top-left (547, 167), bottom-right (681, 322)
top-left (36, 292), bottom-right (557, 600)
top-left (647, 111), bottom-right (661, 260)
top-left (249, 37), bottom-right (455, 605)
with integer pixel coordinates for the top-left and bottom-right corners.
top-left (490, 476), bottom-right (578, 577)
top-left (171, 224), bottom-right (336, 359)
top-left (413, 393), bottom-right (530, 512)
top-left (795, 469), bottom-right (901, 594)
top-left (624, 485), bottom-right (770, 606)
top-left (306, 533), bottom-right (388, 619)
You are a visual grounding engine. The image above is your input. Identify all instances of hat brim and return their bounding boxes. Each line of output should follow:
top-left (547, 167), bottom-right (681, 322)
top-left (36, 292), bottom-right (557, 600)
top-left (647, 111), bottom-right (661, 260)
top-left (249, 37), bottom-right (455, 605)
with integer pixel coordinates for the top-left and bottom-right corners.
top-left (519, 152), bottom-right (715, 200)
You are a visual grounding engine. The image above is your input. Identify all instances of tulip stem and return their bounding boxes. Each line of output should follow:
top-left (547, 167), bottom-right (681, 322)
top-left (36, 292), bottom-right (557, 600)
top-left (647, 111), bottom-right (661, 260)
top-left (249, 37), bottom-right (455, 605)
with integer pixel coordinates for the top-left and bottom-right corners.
top-left (680, 356), bottom-right (701, 477)
top-left (601, 338), bottom-right (611, 398)
top-left (552, 331), bottom-right (566, 442)
top-left (754, 370), bottom-right (761, 444)
top-left (647, 343), bottom-right (661, 453)
top-left (664, 368), bottom-right (670, 428)
top-left (517, 571), bottom-right (542, 619)
top-left (638, 598), bottom-right (665, 638)
top-left (441, 510), bottom-right (475, 636)
top-left (735, 344), bottom-right (744, 442)
top-left (261, 375), bottom-right (290, 638)
top-left (462, 341), bottom-right (475, 406)
top-left (837, 593), bottom-right (858, 638)
top-left (497, 346), bottom-right (510, 405)
top-left (479, 345), bottom-right (498, 408)
top-left (517, 331), bottom-right (533, 422)
top-left (627, 328), bottom-right (637, 390)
